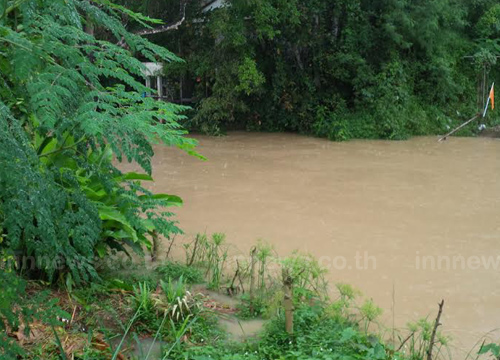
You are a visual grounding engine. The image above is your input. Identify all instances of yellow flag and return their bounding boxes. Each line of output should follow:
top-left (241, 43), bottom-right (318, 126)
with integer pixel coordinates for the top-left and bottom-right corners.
top-left (490, 84), bottom-right (495, 110)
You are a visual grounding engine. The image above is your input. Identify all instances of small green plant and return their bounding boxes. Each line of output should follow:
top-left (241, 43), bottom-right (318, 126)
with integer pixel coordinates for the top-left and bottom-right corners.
top-left (188, 312), bottom-right (226, 345)
top-left (161, 277), bottom-right (188, 305)
top-left (205, 233), bottom-right (228, 290)
top-left (185, 233), bottom-right (209, 266)
top-left (398, 318), bottom-right (450, 360)
top-left (130, 282), bottom-right (157, 332)
top-left (156, 262), bottom-right (204, 284)
top-left (256, 240), bottom-right (274, 292)
top-left (132, 282), bottom-right (155, 313)
top-left (328, 283), bottom-right (362, 322)
top-left (237, 294), bottom-right (267, 319)
top-left (359, 299), bottom-right (383, 333)
top-left (183, 232), bottom-right (229, 289)
top-left (280, 251), bottom-right (329, 301)
top-left (157, 276), bottom-right (202, 322)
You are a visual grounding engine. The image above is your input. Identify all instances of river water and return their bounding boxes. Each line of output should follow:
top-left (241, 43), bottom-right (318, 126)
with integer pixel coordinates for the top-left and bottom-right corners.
top-left (137, 132), bottom-right (500, 356)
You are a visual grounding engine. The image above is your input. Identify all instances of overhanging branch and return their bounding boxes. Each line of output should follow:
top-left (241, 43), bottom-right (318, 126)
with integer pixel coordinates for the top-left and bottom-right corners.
top-left (135, 4), bottom-right (186, 36)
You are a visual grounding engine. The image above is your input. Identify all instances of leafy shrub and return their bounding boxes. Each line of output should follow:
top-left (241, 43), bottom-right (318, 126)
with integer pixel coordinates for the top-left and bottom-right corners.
top-left (0, 0), bottom-right (196, 284)
top-left (130, 276), bottom-right (203, 335)
top-left (0, 271), bottom-right (67, 360)
top-left (156, 262), bottom-right (204, 284)
top-left (399, 318), bottom-right (450, 360)
top-left (236, 294), bottom-right (267, 319)
top-left (180, 303), bottom-right (390, 360)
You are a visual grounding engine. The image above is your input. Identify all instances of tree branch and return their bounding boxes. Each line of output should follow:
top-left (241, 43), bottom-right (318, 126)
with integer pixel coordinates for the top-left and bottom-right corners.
top-left (134, 4), bottom-right (186, 36)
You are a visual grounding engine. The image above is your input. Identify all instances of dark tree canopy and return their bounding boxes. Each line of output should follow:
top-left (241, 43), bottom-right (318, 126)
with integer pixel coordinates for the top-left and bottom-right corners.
top-left (125, 0), bottom-right (500, 139)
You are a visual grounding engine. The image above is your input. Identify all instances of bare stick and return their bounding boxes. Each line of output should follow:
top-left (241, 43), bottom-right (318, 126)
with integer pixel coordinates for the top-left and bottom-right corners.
top-left (165, 234), bottom-right (177, 260)
top-left (426, 300), bottom-right (445, 360)
top-left (283, 268), bottom-right (294, 335)
top-left (438, 115), bottom-right (479, 141)
top-left (236, 260), bottom-right (246, 293)
top-left (392, 282), bottom-right (395, 346)
top-left (188, 234), bottom-right (200, 266)
top-left (397, 332), bottom-right (415, 352)
top-left (228, 265), bottom-right (240, 296)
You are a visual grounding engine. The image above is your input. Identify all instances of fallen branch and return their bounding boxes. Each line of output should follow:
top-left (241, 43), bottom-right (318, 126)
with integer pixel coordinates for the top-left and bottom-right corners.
top-left (438, 115), bottom-right (479, 141)
top-left (426, 300), bottom-right (445, 360)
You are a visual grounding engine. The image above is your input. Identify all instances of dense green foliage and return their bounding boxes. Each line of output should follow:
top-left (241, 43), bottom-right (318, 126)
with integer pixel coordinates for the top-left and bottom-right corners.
top-left (0, 0), bottom-right (196, 284)
top-left (0, 272), bottom-right (67, 360)
top-left (181, 304), bottom-right (390, 360)
top-left (1, 0), bottom-right (500, 359)
top-left (127, 0), bottom-right (499, 139)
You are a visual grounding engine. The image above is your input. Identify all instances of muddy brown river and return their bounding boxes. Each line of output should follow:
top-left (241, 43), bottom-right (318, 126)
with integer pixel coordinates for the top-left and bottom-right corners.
top-left (132, 132), bottom-right (500, 356)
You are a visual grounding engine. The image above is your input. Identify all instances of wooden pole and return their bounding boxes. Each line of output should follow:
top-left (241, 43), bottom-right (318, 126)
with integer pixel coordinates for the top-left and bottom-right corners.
top-left (283, 268), bottom-right (294, 335)
top-left (249, 247), bottom-right (257, 300)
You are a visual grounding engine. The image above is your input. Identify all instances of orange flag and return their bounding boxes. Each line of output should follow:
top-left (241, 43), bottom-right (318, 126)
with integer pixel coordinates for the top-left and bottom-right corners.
top-left (490, 83), bottom-right (495, 110)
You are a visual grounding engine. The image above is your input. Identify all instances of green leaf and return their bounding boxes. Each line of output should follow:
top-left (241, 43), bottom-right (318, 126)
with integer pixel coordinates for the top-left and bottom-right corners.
top-left (140, 193), bottom-right (183, 206)
top-left (122, 172), bottom-right (154, 181)
top-left (82, 186), bottom-right (107, 201)
top-left (96, 204), bottom-right (138, 242)
top-left (95, 243), bottom-right (107, 258)
top-left (479, 343), bottom-right (500, 356)
top-left (340, 327), bottom-right (357, 342)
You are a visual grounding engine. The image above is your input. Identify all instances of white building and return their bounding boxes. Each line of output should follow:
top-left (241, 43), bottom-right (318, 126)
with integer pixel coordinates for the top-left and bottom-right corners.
top-left (142, 62), bottom-right (165, 98)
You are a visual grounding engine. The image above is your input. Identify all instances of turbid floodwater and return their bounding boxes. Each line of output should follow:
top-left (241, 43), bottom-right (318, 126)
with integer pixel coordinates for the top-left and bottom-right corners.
top-left (125, 132), bottom-right (500, 356)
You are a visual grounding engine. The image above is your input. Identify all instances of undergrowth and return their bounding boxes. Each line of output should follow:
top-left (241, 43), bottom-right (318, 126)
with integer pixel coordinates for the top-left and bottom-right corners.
top-left (4, 234), bottom-right (489, 360)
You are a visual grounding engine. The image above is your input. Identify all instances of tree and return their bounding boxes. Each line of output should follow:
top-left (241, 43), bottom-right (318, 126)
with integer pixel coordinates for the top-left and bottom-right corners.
top-left (130, 0), bottom-right (498, 139)
top-left (0, 0), bottom-right (196, 284)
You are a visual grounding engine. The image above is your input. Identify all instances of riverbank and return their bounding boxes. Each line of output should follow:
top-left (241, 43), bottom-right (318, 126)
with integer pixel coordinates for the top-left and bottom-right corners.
top-left (7, 229), bottom-right (500, 359)
top-left (119, 133), bottom-right (500, 356)
top-left (6, 134), bottom-right (500, 359)
top-left (6, 249), bottom-right (448, 360)
top-left (479, 125), bottom-right (500, 138)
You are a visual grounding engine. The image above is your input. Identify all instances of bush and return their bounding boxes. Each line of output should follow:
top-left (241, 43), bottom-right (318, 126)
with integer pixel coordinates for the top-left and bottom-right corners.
top-left (0, 271), bottom-right (67, 360)
top-left (156, 262), bottom-right (204, 284)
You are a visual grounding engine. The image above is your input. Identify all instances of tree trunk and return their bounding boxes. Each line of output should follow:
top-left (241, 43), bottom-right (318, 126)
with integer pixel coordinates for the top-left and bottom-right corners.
top-left (150, 231), bottom-right (159, 262)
